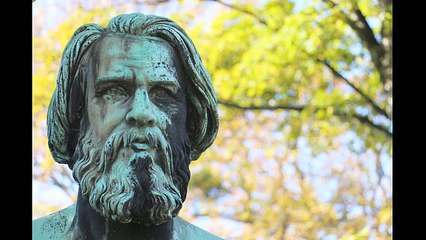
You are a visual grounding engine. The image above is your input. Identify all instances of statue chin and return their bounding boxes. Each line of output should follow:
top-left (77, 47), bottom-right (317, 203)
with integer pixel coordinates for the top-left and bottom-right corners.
top-left (80, 151), bottom-right (182, 225)
top-left (124, 208), bottom-right (177, 226)
top-left (83, 170), bottom-right (181, 226)
top-left (72, 125), bottom-right (183, 225)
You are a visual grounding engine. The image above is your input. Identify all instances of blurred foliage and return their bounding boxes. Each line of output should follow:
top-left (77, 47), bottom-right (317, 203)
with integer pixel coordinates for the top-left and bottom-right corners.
top-left (33, 0), bottom-right (392, 239)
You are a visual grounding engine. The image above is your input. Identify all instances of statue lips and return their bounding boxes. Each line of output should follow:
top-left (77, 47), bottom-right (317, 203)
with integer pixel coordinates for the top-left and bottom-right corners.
top-left (130, 138), bottom-right (152, 152)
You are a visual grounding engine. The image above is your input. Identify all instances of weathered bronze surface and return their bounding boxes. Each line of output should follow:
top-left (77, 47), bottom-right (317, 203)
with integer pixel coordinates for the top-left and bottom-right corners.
top-left (33, 13), bottom-right (220, 240)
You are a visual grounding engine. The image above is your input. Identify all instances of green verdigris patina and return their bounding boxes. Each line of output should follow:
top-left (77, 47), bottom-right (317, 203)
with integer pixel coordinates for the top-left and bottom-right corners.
top-left (33, 13), bottom-right (221, 240)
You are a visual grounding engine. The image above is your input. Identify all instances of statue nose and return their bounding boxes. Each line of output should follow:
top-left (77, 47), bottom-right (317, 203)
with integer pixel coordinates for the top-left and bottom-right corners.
top-left (125, 89), bottom-right (157, 127)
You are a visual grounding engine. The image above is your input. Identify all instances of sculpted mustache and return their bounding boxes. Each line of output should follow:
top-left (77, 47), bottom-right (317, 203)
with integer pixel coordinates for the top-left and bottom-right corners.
top-left (100, 125), bottom-right (174, 175)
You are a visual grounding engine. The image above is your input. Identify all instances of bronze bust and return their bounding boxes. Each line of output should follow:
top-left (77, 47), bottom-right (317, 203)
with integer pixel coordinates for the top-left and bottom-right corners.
top-left (33, 13), bottom-right (221, 240)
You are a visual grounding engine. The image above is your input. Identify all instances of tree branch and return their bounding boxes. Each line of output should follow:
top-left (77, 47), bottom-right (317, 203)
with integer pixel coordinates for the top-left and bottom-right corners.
top-left (347, 8), bottom-right (387, 87)
top-left (218, 100), bottom-right (304, 111)
top-left (321, 60), bottom-right (390, 119)
top-left (335, 111), bottom-right (392, 138)
top-left (322, 0), bottom-right (387, 86)
top-left (348, 9), bottom-right (383, 57)
top-left (218, 100), bottom-right (392, 138)
top-left (137, 0), bottom-right (169, 5)
top-left (192, 212), bottom-right (253, 224)
top-left (205, 0), bottom-right (268, 26)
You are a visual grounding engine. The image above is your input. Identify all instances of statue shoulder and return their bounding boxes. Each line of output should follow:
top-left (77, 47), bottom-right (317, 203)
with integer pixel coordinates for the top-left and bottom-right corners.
top-left (32, 204), bottom-right (76, 240)
top-left (173, 216), bottom-right (224, 240)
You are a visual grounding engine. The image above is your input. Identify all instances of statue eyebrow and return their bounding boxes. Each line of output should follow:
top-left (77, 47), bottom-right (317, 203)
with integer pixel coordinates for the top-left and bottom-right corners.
top-left (94, 78), bottom-right (133, 95)
top-left (97, 75), bottom-right (132, 83)
top-left (149, 80), bottom-right (181, 94)
top-left (96, 73), bottom-right (181, 93)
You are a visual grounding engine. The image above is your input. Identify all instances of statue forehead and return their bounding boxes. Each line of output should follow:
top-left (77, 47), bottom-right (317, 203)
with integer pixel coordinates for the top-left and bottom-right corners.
top-left (95, 34), bottom-right (176, 60)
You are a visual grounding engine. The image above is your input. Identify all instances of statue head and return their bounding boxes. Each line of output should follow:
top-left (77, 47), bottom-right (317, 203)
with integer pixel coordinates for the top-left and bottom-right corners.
top-left (46, 13), bottom-right (218, 226)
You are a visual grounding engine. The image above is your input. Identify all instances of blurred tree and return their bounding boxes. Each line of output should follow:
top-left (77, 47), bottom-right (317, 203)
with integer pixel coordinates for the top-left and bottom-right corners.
top-left (174, 0), bottom-right (392, 239)
top-left (33, 0), bottom-right (392, 239)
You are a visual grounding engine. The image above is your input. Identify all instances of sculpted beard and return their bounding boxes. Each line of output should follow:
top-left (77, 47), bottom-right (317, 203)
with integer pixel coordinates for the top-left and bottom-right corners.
top-left (72, 123), bottom-right (190, 225)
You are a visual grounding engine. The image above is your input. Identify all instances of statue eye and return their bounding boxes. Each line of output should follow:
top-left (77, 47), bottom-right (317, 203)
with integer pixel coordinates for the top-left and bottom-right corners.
top-left (101, 86), bottom-right (129, 101)
top-left (149, 86), bottom-right (173, 99)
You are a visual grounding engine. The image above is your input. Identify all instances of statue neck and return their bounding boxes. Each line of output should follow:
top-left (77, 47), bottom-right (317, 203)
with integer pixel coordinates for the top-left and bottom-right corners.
top-left (71, 190), bottom-right (174, 240)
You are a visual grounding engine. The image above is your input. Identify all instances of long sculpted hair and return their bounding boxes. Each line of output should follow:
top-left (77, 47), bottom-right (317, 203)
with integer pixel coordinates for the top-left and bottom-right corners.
top-left (46, 13), bottom-right (218, 224)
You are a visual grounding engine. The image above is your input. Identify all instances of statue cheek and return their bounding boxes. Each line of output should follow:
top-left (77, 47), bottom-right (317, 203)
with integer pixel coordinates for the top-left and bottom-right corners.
top-left (155, 111), bottom-right (172, 130)
top-left (88, 99), bottom-right (127, 139)
top-left (102, 108), bottom-right (127, 131)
